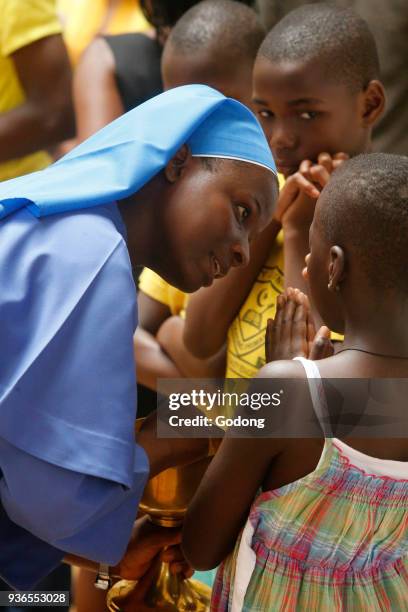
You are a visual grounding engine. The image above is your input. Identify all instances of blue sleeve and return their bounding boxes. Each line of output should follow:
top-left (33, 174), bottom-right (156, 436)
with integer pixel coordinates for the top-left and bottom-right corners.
top-left (0, 438), bottom-right (149, 590)
top-left (0, 502), bottom-right (63, 591)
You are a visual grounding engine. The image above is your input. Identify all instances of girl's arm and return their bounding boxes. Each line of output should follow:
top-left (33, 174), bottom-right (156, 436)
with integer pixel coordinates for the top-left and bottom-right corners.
top-left (182, 292), bottom-right (314, 570)
top-left (182, 430), bottom-right (285, 571)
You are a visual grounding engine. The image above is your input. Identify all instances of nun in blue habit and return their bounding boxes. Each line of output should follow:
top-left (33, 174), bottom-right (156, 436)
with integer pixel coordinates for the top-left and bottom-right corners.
top-left (0, 85), bottom-right (277, 589)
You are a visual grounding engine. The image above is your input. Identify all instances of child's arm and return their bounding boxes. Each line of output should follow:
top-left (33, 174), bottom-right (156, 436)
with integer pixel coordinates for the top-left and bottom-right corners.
top-left (184, 218), bottom-right (282, 358)
top-left (182, 289), bottom-right (327, 570)
top-left (157, 315), bottom-right (226, 379)
top-left (182, 432), bottom-right (285, 570)
top-left (134, 291), bottom-right (182, 390)
top-left (134, 327), bottom-right (182, 390)
top-left (182, 360), bottom-right (305, 571)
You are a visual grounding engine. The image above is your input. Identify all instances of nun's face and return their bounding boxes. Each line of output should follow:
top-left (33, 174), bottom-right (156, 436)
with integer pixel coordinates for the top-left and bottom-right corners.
top-left (159, 158), bottom-right (277, 292)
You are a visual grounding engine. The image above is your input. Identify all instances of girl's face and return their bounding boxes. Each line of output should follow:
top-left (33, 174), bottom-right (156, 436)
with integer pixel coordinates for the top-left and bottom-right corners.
top-left (158, 158), bottom-right (278, 292)
top-left (304, 206), bottom-right (345, 334)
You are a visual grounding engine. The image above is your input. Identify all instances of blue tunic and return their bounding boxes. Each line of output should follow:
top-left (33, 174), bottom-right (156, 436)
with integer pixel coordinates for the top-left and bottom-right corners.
top-left (0, 203), bottom-right (148, 589)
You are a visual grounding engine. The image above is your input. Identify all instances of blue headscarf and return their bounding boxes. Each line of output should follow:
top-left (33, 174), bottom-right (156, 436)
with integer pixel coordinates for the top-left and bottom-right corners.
top-left (0, 84), bottom-right (276, 220)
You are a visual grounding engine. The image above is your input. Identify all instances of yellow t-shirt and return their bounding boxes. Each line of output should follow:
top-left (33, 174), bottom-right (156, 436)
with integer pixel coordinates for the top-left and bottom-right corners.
top-left (58, 0), bottom-right (150, 65)
top-left (138, 268), bottom-right (188, 317)
top-left (226, 230), bottom-right (284, 378)
top-left (225, 212), bottom-right (342, 378)
top-left (0, 0), bottom-right (62, 182)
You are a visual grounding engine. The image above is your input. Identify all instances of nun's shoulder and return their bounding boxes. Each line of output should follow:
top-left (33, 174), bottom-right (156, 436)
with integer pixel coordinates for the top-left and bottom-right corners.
top-left (0, 203), bottom-right (129, 282)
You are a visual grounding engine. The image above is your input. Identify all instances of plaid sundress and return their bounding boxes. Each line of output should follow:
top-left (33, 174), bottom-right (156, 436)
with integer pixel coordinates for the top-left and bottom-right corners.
top-left (211, 359), bottom-right (408, 611)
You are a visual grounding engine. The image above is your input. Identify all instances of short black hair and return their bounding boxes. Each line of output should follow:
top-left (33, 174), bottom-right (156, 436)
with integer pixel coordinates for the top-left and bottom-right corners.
top-left (167, 0), bottom-right (265, 62)
top-left (140, 1), bottom-right (202, 32)
top-left (319, 153), bottom-right (408, 293)
top-left (258, 3), bottom-right (380, 91)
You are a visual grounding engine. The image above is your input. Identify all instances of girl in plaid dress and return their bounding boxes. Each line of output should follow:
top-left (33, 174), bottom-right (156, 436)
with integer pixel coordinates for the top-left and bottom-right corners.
top-left (182, 154), bottom-right (408, 611)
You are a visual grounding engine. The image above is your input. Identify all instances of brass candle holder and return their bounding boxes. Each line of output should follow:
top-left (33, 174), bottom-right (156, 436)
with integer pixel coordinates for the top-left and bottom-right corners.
top-left (107, 434), bottom-right (212, 611)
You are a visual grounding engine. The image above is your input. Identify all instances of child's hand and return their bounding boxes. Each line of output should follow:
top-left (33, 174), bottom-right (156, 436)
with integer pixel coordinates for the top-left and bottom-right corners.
top-left (273, 153), bottom-right (349, 229)
top-left (265, 288), bottom-right (309, 361)
top-left (298, 152), bottom-right (349, 193)
top-left (113, 517), bottom-right (193, 610)
top-left (265, 288), bottom-right (334, 362)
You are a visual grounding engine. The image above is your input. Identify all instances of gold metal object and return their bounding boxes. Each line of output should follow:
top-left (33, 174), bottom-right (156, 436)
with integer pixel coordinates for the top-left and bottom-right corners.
top-left (107, 420), bottom-right (212, 611)
top-left (139, 456), bottom-right (212, 528)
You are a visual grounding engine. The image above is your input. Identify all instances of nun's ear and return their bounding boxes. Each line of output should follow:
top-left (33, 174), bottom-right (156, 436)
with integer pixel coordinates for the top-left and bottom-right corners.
top-left (164, 145), bottom-right (192, 183)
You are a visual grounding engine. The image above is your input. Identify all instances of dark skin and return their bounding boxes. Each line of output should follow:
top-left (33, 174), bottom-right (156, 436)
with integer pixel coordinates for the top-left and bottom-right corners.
top-left (133, 151), bottom-right (276, 375)
top-left (253, 55), bottom-right (385, 292)
top-left (135, 293), bottom-right (184, 391)
top-left (162, 44), bottom-right (255, 109)
top-left (134, 303), bottom-right (226, 390)
top-left (252, 57), bottom-right (384, 175)
top-left (135, 42), bottom-right (258, 383)
top-left (182, 195), bottom-right (408, 572)
top-left (156, 316), bottom-right (226, 378)
top-left (0, 35), bottom-right (75, 162)
top-left (121, 146), bottom-right (276, 294)
top-left (184, 55), bottom-right (386, 356)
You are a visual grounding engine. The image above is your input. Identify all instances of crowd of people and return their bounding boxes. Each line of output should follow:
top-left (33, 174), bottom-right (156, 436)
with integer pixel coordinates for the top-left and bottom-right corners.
top-left (0, 1), bottom-right (407, 611)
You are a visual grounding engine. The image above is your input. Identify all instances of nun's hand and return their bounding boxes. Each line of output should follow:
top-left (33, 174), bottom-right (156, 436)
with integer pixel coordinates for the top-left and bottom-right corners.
top-left (114, 515), bottom-right (192, 581)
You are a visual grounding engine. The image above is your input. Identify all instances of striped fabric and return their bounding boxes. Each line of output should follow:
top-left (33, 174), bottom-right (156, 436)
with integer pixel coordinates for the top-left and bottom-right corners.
top-left (211, 439), bottom-right (408, 611)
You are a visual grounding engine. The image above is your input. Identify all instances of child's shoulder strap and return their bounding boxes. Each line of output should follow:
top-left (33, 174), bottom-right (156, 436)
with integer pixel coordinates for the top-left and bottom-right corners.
top-left (294, 357), bottom-right (333, 437)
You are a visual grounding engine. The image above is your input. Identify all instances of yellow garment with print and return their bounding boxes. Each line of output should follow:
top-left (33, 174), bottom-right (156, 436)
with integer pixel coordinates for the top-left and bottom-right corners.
top-left (226, 230), bottom-right (284, 378)
top-left (225, 169), bottom-right (342, 379)
top-left (0, 0), bottom-right (61, 181)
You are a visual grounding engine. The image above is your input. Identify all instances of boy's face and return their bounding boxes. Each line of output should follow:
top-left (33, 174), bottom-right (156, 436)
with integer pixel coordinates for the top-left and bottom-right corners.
top-left (162, 45), bottom-right (254, 107)
top-left (252, 56), bottom-right (368, 178)
top-left (159, 158), bottom-right (277, 292)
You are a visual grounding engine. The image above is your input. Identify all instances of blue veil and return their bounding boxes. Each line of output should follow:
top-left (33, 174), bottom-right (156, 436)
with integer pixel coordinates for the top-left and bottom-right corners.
top-left (0, 84), bottom-right (276, 219)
